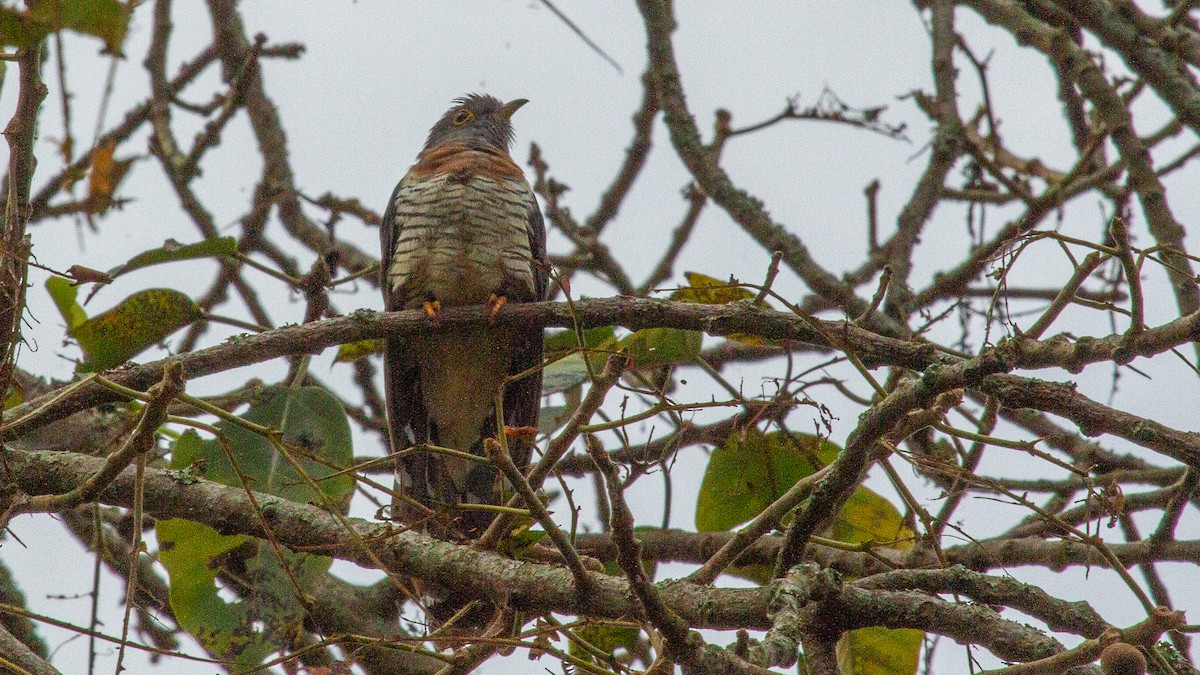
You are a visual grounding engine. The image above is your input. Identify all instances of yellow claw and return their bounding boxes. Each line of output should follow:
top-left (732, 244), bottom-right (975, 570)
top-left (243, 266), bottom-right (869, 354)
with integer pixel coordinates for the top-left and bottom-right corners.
top-left (503, 425), bottom-right (538, 443)
top-left (486, 293), bottom-right (507, 321)
top-left (423, 299), bottom-right (442, 319)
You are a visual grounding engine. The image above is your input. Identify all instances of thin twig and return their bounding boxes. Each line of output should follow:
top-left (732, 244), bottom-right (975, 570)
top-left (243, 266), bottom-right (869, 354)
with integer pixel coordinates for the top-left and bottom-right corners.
top-left (483, 438), bottom-right (594, 607)
top-left (537, 0), bottom-right (623, 74)
top-left (477, 352), bottom-right (627, 549)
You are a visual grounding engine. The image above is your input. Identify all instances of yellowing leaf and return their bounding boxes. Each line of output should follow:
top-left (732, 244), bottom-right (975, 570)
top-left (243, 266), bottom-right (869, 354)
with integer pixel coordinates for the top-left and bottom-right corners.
top-left (671, 271), bottom-right (755, 304)
top-left (4, 383), bottom-right (23, 409)
top-left (671, 271), bottom-right (771, 347)
top-left (831, 486), bottom-right (914, 549)
top-left (335, 338), bottom-right (385, 363)
top-left (25, 0), bottom-right (129, 53)
top-left (696, 429), bottom-right (911, 554)
top-left (86, 138), bottom-right (135, 214)
top-left (0, 10), bottom-right (28, 47)
top-left (696, 428), bottom-right (835, 532)
top-left (836, 627), bottom-right (923, 675)
top-left (72, 288), bottom-right (201, 370)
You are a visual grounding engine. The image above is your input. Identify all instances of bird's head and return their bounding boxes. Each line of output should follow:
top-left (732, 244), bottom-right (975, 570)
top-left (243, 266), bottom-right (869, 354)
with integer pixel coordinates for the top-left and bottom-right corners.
top-left (424, 94), bottom-right (528, 153)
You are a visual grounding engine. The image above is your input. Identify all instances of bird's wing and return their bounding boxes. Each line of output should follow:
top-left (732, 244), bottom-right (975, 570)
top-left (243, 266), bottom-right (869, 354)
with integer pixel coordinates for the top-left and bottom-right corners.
top-left (500, 192), bottom-right (548, 472)
top-left (380, 173), bottom-right (435, 524)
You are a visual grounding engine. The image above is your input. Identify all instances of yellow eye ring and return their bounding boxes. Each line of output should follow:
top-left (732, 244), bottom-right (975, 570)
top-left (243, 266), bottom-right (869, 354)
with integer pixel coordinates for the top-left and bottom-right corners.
top-left (452, 110), bottom-right (472, 126)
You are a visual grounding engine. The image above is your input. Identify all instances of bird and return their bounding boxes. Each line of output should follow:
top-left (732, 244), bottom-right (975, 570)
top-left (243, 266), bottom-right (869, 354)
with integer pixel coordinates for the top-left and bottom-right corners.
top-left (380, 94), bottom-right (547, 539)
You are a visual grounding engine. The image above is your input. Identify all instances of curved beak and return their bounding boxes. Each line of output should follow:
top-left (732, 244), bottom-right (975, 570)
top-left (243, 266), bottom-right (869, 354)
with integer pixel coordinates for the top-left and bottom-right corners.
top-left (498, 98), bottom-right (529, 120)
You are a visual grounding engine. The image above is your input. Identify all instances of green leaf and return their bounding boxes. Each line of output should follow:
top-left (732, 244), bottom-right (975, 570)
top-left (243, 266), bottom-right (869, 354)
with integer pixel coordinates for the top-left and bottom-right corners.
top-left (335, 338), bottom-right (385, 363)
top-left (29, 0), bottom-right (129, 53)
top-left (106, 237), bottom-right (238, 280)
top-left (169, 385), bottom-right (355, 504)
top-left (725, 563), bottom-right (775, 586)
top-left (45, 276), bottom-right (87, 331)
top-left (542, 352), bottom-right (592, 395)
top-left (156, 519), bottom-right (330, 670)
top-left (696, 429), bottom-right (838, 532)
top-left (157, 386), bottom-right (354, 670)
top-left (0, 0), bottom-right (129, 52)
top-left (537, 404), bottom-right (570, 435)
top-left (0, 9), bottom-right (35, 48)
top-left (545, 325), bottom-right (619, 375)
top-left (836, 627), bottom-right (923, 675)
top-left (544, 325), bottom-right (616, 357)
top-left (618, 327), bottom-right (702, 369)
top-left (4, 387), bottom-right (22, 409)
top-left (696, 429), bottom-right (913, 556)
top-left (831, 485), bottom-right (913, 549)
top-left (71, 288), bottom-right (201, 370)
top-left (570, 554), bottom-right (656, 665)
top-left (495, 527), bottom-right (547, 558)
top-left (155, 519), bottom-right (266, 668)
top-left (572, 622), bottom-right (641, 665)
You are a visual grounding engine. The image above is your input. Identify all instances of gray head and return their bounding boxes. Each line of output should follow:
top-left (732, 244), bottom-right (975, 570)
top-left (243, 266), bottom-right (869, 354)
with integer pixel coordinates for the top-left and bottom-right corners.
top-left (424, 94), bottom-right (528, 152)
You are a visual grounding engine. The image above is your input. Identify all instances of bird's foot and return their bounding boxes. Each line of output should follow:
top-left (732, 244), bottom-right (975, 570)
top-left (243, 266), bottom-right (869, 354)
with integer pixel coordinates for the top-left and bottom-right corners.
top-left (422, 298), bottom-right (442, 320)
top-left (503, 425), bottom-right (538, 443)
top-left (486, 293), bottom-right (507, 322)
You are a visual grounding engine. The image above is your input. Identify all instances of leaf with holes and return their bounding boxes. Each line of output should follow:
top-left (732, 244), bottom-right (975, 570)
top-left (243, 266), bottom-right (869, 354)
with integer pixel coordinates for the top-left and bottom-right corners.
top-left (156, 518), bottom-right (331, 669)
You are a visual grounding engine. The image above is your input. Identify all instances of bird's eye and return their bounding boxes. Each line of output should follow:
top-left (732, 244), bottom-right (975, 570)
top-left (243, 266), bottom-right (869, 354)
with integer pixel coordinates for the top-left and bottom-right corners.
top-left (453, 110), bottom-right (473, 126)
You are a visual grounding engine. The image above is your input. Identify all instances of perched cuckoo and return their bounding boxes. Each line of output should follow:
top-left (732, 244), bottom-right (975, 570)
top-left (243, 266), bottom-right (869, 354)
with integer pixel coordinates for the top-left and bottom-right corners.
top-left (381, 94), bottom-right (547, 537)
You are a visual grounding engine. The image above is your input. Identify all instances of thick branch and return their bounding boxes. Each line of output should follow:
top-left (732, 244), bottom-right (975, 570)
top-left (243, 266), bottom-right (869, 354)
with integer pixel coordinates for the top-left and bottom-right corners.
top-left (0, 43), bottom-right (46, 405)
top-left (7, 298), bottom-right (1200, 447)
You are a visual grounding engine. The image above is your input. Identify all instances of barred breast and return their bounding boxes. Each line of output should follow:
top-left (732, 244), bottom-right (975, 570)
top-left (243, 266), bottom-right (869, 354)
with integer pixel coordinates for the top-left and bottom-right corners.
top-left (385, 164), bottom-right (538, 458)
top-left (386, 171), bottom-right (536, 309)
